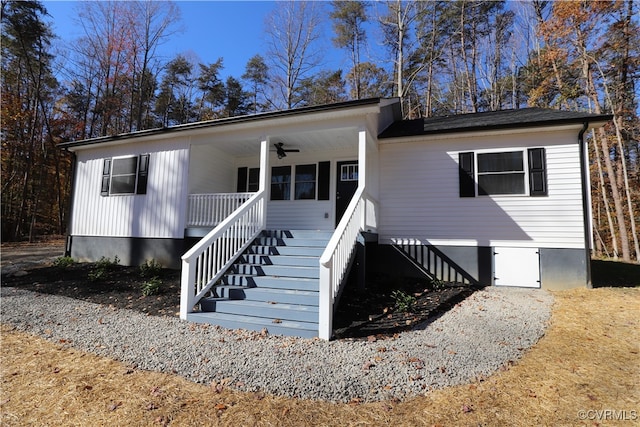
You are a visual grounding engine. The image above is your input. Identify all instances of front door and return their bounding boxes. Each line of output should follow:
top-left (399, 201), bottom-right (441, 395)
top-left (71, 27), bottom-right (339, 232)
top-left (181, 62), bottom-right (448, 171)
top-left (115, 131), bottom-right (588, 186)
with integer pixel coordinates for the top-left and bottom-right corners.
top-left (335, 160), bottom-right (358, 226)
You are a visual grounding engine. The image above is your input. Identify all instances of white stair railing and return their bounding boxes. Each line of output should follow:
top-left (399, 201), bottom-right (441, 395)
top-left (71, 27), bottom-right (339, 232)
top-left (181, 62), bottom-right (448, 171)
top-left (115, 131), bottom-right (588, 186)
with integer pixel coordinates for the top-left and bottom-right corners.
top-left (180, 191), bottom-right (265, 319)
top-left (187, 193), bottom-right (254, 227)
top-left (318, 187), bottom-right (378, 340)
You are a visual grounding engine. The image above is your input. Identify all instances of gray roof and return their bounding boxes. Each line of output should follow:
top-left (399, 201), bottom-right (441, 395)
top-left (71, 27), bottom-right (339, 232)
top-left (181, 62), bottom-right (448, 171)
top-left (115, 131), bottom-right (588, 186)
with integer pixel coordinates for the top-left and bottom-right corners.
top-left (378, 108), bottom-right (612, 139)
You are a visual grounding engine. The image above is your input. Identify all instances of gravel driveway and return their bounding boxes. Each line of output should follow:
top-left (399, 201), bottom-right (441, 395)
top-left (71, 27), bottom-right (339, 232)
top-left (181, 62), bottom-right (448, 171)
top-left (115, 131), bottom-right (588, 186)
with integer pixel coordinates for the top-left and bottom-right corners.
top-left (1, 283), bottom-right (553, 403)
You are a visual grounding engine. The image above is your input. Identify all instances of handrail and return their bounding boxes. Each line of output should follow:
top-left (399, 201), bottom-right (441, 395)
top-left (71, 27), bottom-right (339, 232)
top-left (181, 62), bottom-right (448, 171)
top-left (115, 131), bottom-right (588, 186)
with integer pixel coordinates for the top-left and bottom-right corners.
top-left (187, 193), bottom-right (253, 227)
top-left (180, 190), bottom-right (265, 319)
top-left (318, 186), bottom-right (370, 340)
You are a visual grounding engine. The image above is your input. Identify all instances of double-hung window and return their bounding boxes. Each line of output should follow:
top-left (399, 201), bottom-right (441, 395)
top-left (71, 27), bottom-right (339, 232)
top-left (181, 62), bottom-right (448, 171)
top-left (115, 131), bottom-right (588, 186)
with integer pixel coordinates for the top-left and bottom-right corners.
top-left (477, 151), bottom-right (525, 195)
top-left (265, 161), bottom-right (330, 201)
top-left (101, 154), bottom-right (149, 196)
top-left (237, 167), bottom-right (260, 192)
top-left (459, 148), bottom-right (547, 197)
top-left (270, 166), bottom-right (291, 200)
top-left (294, 164), bottom-right (317, 200)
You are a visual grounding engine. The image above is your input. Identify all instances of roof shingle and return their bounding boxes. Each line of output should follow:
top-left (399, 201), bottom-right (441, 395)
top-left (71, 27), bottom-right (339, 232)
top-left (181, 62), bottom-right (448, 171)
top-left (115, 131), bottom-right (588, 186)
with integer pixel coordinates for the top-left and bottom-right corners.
top-left (378, 108), bottom-right (612, 139)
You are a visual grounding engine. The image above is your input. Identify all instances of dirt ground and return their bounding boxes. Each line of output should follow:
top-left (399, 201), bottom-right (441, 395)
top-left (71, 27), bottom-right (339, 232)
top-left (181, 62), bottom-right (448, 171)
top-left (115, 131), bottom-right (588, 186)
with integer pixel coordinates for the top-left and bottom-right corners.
top-left (0, 238), bottom-right (65, 269)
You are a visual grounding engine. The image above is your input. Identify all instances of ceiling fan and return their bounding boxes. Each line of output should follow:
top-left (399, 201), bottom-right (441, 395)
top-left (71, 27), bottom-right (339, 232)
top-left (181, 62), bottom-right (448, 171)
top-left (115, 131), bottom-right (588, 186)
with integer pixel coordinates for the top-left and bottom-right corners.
top-left (273, 142), bottom-right (300, 159)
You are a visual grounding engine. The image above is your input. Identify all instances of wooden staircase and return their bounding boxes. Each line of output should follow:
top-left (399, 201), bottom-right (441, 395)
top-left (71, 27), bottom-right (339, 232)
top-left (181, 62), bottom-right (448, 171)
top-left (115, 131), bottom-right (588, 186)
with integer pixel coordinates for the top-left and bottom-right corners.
top-left (186, 230), bottom-right (332, 338)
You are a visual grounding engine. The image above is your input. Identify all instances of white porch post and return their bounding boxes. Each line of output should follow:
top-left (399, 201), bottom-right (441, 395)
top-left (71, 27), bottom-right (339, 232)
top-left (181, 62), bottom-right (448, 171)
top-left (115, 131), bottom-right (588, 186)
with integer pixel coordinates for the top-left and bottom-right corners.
top-left (259, 138), bottom-right (269, 226)
top-left (358, 128), bottom-right (367, 227)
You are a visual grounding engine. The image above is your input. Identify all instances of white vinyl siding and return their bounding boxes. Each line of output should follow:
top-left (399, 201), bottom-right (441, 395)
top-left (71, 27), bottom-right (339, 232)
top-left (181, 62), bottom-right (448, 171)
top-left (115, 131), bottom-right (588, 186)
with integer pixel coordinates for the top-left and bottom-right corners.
top-left (188, 144), bottom-right (236, 194)
top-left (71, 142), bottom-right (189, 238)
top-left (267, 201), bottom-right (333, 230)
top-left (378, 129), bottom-right (586, 249)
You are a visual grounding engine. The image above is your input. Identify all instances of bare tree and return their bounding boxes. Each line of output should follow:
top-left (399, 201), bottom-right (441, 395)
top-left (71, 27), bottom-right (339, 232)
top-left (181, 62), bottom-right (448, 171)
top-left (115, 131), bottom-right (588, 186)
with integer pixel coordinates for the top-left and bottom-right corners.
top-left (330, 1), bottom-right (368, 99)
top-left (265, 1), bottom-right (324, 109)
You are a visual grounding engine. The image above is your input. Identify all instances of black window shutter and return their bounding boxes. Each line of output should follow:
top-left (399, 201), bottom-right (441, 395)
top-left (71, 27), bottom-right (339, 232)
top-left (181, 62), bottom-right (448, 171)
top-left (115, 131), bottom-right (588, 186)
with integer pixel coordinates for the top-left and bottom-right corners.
top-left (317, 161), bottom-right (330, 200)
top-left (101, 158), bottom-right (111, 196)
top-left (528, 148), bottom-right (547, 196)
top-left (136, 154), bottom-right (150, 194)
top-left (237, 167), bottom-right (248, 192)
top-left (459, 152), bottom-right (475, 197)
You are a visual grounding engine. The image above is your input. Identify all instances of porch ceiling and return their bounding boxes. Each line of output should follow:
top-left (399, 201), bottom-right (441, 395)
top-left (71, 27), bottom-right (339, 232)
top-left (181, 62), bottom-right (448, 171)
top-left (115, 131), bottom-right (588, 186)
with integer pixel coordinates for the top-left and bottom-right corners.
top-left (189, 126), bottom-right (360, 157)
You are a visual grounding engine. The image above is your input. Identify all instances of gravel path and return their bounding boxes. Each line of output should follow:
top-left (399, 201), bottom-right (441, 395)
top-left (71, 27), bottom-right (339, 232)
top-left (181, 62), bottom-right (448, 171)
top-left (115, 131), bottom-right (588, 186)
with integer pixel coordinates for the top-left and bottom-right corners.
top-left (1, 286), bottom-right (552, 403)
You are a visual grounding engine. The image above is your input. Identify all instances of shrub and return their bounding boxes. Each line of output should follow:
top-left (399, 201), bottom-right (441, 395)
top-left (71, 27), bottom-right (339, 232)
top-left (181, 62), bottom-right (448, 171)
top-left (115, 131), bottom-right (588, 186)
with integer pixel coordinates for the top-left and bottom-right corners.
top-left (88, 256), bottom-right (120, 282)
top-left (391, 289), bottom-right (417, 313)
top-left (141, 277), bottom-right (162, 296)
top-left (53, 256), bottom-right (75, 268)
top-left (431, 278), bottom-right (447, 290)
top-left (140, 259), bottom-right (162, 278)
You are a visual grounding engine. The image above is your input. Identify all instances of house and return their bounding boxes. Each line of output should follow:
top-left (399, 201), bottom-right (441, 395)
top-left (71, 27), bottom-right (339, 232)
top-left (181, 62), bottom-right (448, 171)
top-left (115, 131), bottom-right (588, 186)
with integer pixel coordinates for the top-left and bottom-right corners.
top-left (59, 98), bottom-right (611, 339)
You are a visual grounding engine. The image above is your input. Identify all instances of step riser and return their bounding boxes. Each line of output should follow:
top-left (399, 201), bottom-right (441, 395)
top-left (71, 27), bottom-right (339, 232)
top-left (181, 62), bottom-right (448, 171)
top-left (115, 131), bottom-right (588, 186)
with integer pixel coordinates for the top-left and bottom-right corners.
top-left (241, 255), bottom-right (319, 267)
top-left (222, 275), bottom-right (319, 291)
top-left (213, 301), bottom-right (318, 323)
top-left (231, 264), bottom-right (319, 279)
top-left (187, 312), bottom-right (318, 339)
top-left (248, 246), bottom-right (324, 257)
top-left (261, 230), bottom-right (333, 239)
top-left (195, 229), bottom-right (327, 338)
top-left (255, 237), bottom-right (328, 247)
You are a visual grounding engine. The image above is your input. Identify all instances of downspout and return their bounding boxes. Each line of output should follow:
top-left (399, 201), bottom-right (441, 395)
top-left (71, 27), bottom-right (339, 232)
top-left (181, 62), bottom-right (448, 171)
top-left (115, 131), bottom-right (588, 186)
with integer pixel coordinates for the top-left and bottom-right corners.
top-left (64, 150), bottom-right (77, 257)
top-left (578, 122), bottom-right (592, 288)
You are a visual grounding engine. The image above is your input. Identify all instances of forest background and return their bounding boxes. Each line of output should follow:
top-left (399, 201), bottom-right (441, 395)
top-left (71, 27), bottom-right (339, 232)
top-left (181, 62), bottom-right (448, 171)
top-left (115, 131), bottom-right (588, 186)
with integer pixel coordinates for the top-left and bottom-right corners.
top-left (1, 0), bottom-right (638, 262)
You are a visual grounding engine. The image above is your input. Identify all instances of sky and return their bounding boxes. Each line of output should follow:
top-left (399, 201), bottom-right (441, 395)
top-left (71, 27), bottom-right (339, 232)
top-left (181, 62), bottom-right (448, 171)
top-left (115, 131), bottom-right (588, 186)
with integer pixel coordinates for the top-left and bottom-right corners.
top-left (42, 1), bottom-right (350, 81)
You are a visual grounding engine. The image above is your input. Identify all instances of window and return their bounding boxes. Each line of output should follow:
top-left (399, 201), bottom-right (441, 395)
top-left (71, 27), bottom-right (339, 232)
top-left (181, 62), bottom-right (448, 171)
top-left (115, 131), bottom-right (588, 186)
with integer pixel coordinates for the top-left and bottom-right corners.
top-left (271, 166), bottom-right (291, 200)
top-left (341, 164), bottom-right (358, 181)
top-left (269, 161), bottom-right (330, 201)
top-left (237, 167), bottom-right (260, 192)
top-left (477, 151), bottom-right (525, 195)
top-left (459, 148), bottom-right (547, 197)
top-left (101, 154), bottom-right (149, 196)
top-left (295, 164), bottom-right (316, 200)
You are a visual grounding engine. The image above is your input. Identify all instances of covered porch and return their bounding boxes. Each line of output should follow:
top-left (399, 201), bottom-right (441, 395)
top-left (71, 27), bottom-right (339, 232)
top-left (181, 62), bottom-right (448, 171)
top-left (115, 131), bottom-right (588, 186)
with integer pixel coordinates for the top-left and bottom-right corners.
top-left (180, 120), bottom-right (380, 340)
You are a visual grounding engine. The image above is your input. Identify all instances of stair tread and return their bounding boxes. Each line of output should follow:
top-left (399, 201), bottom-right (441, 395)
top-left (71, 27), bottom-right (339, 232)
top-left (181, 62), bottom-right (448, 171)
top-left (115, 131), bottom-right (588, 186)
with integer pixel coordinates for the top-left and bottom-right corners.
top-left (218, 299), bottom-right (319, 311)
top-left (188, 311), bottom-right (318, 329)
top-left (225, 274), bottom-right (318, 281)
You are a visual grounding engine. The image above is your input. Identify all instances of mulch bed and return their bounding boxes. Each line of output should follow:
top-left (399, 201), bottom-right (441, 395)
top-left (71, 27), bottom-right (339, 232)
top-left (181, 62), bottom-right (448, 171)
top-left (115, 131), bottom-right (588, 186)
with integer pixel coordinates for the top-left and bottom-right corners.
top-left (2, 261), bottom-right (476, 339)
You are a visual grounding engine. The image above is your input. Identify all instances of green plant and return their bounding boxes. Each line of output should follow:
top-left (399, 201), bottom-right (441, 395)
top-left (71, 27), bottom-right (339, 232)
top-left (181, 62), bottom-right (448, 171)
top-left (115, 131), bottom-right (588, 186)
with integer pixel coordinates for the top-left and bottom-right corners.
top-left (53, 256), bottom-right (75, 268)
top-left (431, 278), bottom-right (447, 290)
top-left (139, 259), bottom-right (162, 278)
top-left (391, 289), bottom-right (417, 313)
top-left (141, 277), bottom-right (162, 296)
top-left (88, 256), bottom-right (120, 282)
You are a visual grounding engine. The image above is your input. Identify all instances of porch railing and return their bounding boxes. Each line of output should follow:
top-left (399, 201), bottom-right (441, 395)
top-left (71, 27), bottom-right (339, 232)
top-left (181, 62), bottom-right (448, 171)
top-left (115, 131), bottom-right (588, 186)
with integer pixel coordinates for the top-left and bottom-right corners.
top-left (186, 193), bottom-right (254, 227)
top-left (318, 187), bottom-right (378, 340)
top-left (180, 191), bottom-right (266, 318)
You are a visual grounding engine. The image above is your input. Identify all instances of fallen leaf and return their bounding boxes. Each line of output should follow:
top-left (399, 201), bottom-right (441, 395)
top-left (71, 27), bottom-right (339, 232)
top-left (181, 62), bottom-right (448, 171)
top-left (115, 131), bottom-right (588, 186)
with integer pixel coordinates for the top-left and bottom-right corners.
top-left (214, 403), bottom-right (227, 411)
